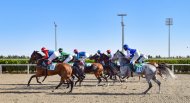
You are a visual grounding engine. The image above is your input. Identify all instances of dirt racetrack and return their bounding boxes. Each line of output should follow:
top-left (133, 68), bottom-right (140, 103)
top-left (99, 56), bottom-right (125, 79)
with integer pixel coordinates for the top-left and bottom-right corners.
top-left (0, 74), bottom-right (189, 103)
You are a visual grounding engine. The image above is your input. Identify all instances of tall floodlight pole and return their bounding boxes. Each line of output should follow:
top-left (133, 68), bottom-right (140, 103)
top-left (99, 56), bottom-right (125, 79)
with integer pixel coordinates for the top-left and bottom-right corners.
top-left (118, 14), bottom-right (127, 53)
top-left (54, 22), bottom-right (57, 51)
top-left (165, 18), bottom-right (173, 58)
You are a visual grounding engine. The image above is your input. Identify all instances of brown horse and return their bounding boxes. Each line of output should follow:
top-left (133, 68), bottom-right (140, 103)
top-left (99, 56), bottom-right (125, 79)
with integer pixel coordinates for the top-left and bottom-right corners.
top-left (28, 51), bottom-right (74, 93)
top-left (89, 53), bottom-right (123, 82)
top-left (72, 57), bottom-right (108, 86)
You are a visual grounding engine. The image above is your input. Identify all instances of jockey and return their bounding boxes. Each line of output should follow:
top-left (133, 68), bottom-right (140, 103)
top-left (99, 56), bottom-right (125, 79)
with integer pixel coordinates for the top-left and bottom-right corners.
top-left (123, 44), bottom-right (141, 65)
top-left (58, 48), bottom-right (73, 63)
top-left (73, 49), bottom-right (89, 62)
top-left (97, 50), bottom-right (102, 55)
top-left (97, 50), bottom-right (105, 65)
top-left (73, 49), bottom-right (89, 78)
top-left (41, 47), bottom-right (60, 66)
top-left (106, 50), bottom-right (112, 59)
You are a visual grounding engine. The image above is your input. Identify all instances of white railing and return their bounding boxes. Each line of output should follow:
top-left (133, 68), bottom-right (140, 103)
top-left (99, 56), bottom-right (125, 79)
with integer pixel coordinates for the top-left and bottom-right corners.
top-left (167, 64), bottom-right (190, 73)
top-left (0, 64), bottom-right (36, 74)
top-left (0, 64), bottom-right (190, 74)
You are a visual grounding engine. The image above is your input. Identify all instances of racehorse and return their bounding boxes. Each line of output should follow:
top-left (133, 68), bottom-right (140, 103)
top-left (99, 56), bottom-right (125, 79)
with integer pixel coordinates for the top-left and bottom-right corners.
top-left (112, 50), bottom-right (176, 94)
top-left (72, 56), bottom-right (108, 86)
top-left (89, 53), bottom-right (121, 81)
top-left (28, 51), bottom-right (74, 93)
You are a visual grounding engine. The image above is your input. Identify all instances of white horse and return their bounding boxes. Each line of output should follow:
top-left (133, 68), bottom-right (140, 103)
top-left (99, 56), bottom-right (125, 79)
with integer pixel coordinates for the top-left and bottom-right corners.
top-left (112, 50), bottom-right (176, 94)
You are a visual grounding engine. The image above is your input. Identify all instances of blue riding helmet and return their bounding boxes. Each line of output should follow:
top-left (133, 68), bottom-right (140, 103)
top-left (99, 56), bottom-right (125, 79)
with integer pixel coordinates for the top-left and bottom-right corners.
top-left (97, 50), bottom-right (101, 54)
top-left (123, 44), bottom-right (129, 50)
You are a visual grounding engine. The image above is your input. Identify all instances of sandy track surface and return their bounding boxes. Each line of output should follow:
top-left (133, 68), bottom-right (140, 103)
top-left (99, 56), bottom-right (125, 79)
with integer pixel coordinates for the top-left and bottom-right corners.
top-left (0, 74), bottom-right (189, 103)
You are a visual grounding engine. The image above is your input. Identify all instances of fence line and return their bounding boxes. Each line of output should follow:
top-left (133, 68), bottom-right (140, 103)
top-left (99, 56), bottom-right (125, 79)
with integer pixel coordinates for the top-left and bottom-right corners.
top-left (0, 64), bottom-right (36, 74)
top-left (167, 64), bottom-right (190, 73)
top-left (0, 64), bottom-right (190, 74)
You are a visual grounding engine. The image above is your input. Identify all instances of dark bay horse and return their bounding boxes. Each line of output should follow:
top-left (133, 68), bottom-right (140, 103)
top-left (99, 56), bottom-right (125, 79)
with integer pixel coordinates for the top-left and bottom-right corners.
top-left (89, 53), bottom-right (123, 83)
top-left (72, 56), bottom-right (108, 86)
top-left (28, 51), bottom-right (74, 93)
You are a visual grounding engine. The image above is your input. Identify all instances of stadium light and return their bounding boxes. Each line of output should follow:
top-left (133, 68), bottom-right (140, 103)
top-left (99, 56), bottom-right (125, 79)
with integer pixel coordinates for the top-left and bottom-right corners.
top-left (118, 14), bottom-right (127, 53)
top-left (165, 18), bottom-right (173, 58)
top-left (54, 22), bottom-right (57, 51)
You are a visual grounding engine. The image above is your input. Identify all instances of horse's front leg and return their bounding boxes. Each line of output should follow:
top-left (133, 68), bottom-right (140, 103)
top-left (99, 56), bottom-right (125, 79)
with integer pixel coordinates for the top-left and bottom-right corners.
top-left (27, 75), bottom-right (36, 86)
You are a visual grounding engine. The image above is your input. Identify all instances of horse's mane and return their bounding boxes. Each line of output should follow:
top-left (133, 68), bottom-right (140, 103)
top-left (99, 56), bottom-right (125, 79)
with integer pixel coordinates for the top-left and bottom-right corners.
top-left (102, 53), bottom-right (109, 58)
top-left (117, 50), bottom-right (125, 57)
top-left (33, 51), bottom-right (43, 58)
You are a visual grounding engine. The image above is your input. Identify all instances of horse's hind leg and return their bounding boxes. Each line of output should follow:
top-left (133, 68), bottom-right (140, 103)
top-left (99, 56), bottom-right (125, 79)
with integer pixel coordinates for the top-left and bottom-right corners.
top-left (96, 77), bottom-right (102, 86)
top-left (27, 75), bottom-right (36, 86)
top-left (143, 80), bottom-right (152, 94)
top-left (36, 77), bottom-right (42, 84)
top-left (74, 75), bottom-right (81, 86)
top-left (42, 69), bottom-right (48, 82)
top-left (67, 79), bottom-right (74, 93)
top-left (152, 76), bottom-right (161, 93)
top-left (52, 80), bottom-right (63, 92)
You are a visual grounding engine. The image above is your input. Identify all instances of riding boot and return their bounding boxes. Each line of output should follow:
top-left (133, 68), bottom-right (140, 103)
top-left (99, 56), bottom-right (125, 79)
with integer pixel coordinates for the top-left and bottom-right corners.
top-left (130, 63), bottom-right (135, 72)
top-left (44, 60), bottom-right (51, 77)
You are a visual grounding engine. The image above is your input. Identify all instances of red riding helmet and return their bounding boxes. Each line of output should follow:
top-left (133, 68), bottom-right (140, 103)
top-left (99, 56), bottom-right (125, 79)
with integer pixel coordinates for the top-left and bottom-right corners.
top-left (74, 49), bottom-right (78, 54)
top-left (107, 50), bottom-right (111, 54)
top-left (41, 47), bottom-right (47, 52)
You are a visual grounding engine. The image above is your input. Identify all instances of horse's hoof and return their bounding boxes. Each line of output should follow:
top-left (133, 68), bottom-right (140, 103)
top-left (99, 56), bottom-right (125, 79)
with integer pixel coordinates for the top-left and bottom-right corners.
top-left (66, 91), bottom-right (72, 93)
top-left (142, 92), bottom-right (147, 94)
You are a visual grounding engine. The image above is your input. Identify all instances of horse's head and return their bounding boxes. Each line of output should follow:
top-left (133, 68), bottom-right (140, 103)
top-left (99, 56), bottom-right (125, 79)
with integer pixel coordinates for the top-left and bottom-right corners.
top-left (100, 53), bottom-right (110, 62)
top-left (112, 50), bottom-right (130, 64)
top-left (112, 50), bottom-right (125, 60)
top-left (29, 51), bottom-right (43, 64)
top-left (89, 53), bottom-right (100, 62)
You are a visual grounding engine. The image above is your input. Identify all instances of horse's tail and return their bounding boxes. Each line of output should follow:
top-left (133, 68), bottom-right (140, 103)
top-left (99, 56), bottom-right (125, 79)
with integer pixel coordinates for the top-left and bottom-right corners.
top-left (166, 67), bottom-right (176, 79)
top-left (158, 63), bottom-right (177, 79)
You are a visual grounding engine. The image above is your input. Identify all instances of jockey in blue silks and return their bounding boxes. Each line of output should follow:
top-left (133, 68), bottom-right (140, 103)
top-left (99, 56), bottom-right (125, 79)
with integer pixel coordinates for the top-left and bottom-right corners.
top-left (73, 49), bottom-right (89, 62)
top-left (73, 49), bottom-right (89, 78)
top-left (123, 44), bottom-right (147, 65)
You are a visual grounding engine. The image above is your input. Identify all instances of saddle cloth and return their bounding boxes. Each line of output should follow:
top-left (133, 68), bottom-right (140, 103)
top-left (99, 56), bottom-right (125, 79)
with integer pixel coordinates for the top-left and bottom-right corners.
top-left (134, 63), bottom-right (144, 73)
top-left (48, 63), bottom-right (57, 70)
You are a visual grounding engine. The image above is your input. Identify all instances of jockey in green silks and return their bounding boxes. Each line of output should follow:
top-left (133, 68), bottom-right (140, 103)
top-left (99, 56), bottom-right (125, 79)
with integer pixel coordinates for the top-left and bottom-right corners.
top-left (58, 48), bottom-right (73, 63)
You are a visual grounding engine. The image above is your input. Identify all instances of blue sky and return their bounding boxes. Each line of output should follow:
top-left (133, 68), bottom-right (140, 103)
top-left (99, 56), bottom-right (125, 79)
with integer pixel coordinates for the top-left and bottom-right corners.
top-left (0, 0), bottom-right (190, 57)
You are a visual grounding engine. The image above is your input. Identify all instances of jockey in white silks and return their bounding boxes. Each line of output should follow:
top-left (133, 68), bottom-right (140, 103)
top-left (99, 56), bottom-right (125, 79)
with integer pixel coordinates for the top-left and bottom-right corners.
top-left (58, 48), bottom-right (73, 63)
top-left (123, 44), bottom-right (148, 65)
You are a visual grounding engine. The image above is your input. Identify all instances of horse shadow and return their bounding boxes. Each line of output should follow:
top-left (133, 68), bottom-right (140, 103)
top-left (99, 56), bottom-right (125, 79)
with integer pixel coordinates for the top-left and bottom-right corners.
top-left (48, 92), bottom-right (145, 96)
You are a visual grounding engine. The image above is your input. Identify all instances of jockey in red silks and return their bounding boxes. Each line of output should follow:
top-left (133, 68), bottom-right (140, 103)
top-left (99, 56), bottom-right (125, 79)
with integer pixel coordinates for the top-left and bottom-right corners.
top-left (106, 50), bottom-right (112, 59)
top-left (41, 47), bottom-right (61, 66)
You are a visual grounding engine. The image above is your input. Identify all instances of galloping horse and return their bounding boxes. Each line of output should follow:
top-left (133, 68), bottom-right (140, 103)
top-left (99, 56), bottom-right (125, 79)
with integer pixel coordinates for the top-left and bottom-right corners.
top-left (89, 53), bottom-right (121, 80)
top-left (72, 56), bottom-right (108, 86)
top-left (112, 50), bottom-right (176, 94)
top-left (28, 51), bottom-right (74, 93)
